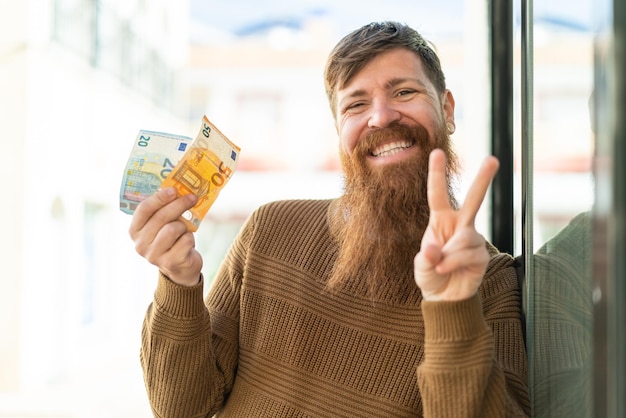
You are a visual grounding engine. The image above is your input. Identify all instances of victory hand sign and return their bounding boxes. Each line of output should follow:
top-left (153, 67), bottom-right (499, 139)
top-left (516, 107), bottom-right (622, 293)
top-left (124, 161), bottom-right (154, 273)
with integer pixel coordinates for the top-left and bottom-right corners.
top-left (414, 149), bottom-right (500, 302)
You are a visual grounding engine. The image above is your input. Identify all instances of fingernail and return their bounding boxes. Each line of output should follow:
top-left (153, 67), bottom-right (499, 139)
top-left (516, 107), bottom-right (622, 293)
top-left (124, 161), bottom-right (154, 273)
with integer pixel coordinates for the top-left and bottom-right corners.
top-left (162, 187), bottom-right (176, 198)
top-left (186, 193), bottom-right (198, 204)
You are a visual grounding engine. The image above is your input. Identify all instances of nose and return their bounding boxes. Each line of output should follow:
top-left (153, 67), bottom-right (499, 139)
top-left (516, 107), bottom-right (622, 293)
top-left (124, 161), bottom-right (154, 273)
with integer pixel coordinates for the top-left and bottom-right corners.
top-left (368, 99), bottom-right (401, 129)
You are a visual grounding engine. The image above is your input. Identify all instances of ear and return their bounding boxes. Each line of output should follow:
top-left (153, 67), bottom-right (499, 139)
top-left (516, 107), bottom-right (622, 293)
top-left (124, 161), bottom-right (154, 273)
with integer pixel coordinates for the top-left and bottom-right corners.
top-left (441, 89), bottom-right (455, 126)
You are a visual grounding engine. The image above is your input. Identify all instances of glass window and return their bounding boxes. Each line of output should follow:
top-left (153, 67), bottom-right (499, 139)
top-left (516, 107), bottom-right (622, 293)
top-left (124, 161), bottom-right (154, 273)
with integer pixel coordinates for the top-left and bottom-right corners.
top-left (518, 0), bottom-right (595, 416)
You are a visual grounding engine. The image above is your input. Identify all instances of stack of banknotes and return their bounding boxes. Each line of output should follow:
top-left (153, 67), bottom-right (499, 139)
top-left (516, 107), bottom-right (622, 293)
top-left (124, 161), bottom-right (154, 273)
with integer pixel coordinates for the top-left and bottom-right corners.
top-left (120, 115), bottom-right (240, 231)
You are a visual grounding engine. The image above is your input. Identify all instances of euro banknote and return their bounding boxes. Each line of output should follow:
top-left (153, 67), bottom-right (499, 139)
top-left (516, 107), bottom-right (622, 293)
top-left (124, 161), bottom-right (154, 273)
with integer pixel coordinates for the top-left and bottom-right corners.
top-left (119, 116), bottom-right (240, 231)
top-left (119, 130), bottom-right (192, 214)
top-left (160, 116), bottom-right (240, 231)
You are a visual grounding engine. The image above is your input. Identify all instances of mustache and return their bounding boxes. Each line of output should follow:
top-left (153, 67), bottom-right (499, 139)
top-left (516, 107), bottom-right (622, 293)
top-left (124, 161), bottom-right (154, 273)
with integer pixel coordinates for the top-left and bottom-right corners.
top-left (354, 122), bottom-right (431, 157)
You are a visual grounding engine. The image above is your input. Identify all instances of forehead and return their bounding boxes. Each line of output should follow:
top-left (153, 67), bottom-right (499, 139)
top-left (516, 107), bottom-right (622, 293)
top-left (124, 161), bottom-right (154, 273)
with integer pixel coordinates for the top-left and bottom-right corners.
top-left (340, 48), bottom-right (430, 92)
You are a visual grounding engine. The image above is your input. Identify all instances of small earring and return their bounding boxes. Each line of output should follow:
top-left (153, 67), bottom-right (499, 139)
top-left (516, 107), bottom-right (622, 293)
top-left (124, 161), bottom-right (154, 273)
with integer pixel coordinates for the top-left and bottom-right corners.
top-left (446, 122), bottom-right (455, 134)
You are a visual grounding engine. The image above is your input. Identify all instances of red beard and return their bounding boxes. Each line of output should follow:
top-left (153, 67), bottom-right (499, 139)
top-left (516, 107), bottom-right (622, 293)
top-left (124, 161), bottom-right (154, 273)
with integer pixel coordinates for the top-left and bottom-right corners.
top-left (328, 121), bottom-right (458, 301)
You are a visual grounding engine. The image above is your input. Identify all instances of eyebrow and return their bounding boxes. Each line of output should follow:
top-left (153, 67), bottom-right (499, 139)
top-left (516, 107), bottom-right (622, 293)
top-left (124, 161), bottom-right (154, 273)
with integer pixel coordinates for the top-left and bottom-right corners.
top-left (385, 77), bottom-right (428, 90)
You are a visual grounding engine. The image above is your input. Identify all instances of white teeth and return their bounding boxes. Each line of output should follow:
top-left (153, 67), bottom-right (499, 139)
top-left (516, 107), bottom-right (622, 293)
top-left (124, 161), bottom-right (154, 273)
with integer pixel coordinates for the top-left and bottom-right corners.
top-left (372, 141), bottom-right (412, 157)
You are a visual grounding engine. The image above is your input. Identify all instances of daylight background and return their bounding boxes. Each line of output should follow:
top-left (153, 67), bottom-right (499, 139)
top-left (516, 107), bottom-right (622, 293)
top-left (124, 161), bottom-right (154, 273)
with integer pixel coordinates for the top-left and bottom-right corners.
top-left (0, 0), bottom-right (593, 416)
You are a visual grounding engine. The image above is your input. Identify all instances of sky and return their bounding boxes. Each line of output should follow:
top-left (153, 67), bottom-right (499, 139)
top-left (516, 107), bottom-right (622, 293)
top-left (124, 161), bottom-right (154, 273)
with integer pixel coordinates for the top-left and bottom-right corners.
top-left (189, 0), bottom-right (593, 41)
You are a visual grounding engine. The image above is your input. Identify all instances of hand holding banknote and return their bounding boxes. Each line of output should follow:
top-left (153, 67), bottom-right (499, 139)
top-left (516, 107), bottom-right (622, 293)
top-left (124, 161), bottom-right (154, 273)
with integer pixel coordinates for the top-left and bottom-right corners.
top-left (129, 187), bottom-right (203, 286)
top-left (124, 116), bottom-right (240, 285)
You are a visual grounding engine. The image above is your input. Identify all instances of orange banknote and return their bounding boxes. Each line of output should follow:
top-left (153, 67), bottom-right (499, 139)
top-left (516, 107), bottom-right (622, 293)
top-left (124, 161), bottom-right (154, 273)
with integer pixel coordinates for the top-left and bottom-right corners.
top-left (160, 116), bottom-right (240, 231)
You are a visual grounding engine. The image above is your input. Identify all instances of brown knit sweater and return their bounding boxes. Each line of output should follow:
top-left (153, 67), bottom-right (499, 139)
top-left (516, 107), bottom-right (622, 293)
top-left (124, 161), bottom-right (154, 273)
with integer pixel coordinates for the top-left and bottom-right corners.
top-left (141, 199), bottom-right (530, 417)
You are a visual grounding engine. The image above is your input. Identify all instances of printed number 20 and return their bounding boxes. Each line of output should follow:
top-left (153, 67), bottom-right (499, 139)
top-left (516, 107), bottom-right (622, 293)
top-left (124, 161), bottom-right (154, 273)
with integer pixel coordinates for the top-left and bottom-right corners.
top-left (138, 135), bottom-right (150, 147)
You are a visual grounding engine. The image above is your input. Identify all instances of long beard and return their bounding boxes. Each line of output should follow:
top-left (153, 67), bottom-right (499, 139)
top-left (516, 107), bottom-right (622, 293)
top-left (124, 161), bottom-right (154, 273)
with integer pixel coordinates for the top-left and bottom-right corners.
top-left (328, 121), bottom-right (458, 301)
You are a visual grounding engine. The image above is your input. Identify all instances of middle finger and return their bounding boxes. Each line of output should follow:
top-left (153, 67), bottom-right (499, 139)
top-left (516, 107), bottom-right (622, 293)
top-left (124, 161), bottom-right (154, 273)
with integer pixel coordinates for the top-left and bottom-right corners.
top-left (458, 156), bottom-right (499, 226)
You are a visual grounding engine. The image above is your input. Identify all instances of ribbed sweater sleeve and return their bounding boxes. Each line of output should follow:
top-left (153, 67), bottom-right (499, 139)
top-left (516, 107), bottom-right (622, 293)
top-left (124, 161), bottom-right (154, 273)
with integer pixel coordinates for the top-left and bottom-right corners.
top-left (141, 211), bottom-right (253, 418)
top-left (418, 252), bottom-right (530, 417)
top-left (141, 273), bottom-right (225, 418)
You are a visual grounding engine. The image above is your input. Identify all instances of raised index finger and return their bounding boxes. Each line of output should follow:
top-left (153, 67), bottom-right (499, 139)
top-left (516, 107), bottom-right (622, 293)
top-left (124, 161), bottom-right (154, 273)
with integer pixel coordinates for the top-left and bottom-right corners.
top-left (459, 156), bottom-right (500, 226)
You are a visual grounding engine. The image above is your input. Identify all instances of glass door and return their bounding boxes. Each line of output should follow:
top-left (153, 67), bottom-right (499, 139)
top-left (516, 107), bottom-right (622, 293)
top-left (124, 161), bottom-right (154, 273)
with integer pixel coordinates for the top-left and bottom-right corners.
top-left (515, 0), bottom-right (626, 416)
top-left (590, 0), bottom-right (626, 416)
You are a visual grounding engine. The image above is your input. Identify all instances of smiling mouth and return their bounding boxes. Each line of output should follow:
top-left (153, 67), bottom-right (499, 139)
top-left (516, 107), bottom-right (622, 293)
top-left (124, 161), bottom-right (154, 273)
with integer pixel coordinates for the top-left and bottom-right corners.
top-left (371, 140), bottom-right (414, 157)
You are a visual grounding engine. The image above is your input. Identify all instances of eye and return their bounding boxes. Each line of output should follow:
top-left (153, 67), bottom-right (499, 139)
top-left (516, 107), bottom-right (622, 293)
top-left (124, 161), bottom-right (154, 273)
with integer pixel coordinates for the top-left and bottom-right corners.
top-left (342, 101), bottom-right (367, 114)
top-left (397, 89), bottom-right (417, 98)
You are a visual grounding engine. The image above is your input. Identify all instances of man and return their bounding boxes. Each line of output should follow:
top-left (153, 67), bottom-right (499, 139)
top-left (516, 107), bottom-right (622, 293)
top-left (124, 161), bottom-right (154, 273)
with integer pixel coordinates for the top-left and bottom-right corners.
top-left (130, 21), bottom-right (530, 417)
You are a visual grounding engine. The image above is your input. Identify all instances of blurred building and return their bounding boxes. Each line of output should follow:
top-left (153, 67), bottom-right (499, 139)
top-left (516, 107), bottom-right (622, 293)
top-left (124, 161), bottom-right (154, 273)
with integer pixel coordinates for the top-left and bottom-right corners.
top-left (0, 0), bottom-right (189, 416)
top-left (187, 15), bottom-right (344, 222)
top-left (521, 30), bottom-right (594, 245)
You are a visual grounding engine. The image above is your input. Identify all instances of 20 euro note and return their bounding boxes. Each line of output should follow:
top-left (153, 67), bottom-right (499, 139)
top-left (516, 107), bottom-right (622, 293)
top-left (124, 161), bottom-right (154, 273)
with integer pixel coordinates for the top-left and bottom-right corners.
top-left (120, 130), bottom-right (192, 214)
top-left (120, 116), bottom-right (241, 232)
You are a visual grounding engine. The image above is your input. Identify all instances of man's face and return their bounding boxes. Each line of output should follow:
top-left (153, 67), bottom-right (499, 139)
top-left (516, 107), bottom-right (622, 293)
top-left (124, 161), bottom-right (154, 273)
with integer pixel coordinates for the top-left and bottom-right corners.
top-left (327, 47), bottom-right (458, 300)
top-left (334, 47), bottom-right (455, 171)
